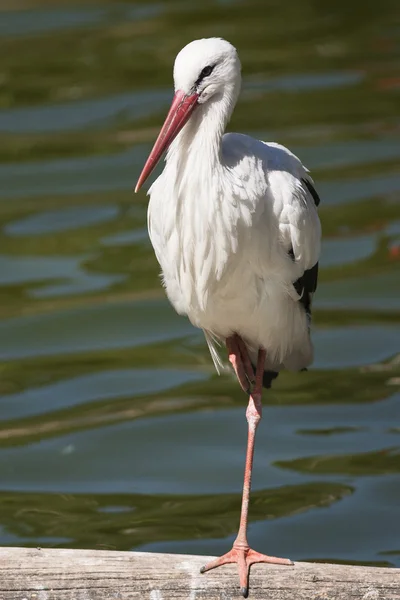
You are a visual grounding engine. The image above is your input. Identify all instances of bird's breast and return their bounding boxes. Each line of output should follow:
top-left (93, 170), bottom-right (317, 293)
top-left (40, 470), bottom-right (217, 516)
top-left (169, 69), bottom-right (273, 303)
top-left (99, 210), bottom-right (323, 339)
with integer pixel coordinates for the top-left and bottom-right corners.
top-left (148, 178), bottom-right (253, 317)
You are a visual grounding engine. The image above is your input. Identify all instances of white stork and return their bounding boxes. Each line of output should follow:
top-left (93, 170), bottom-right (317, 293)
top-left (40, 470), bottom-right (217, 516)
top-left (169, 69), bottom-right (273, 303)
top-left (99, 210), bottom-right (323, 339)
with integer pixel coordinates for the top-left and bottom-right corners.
top-left (135, 37), bottom-right (321, 597)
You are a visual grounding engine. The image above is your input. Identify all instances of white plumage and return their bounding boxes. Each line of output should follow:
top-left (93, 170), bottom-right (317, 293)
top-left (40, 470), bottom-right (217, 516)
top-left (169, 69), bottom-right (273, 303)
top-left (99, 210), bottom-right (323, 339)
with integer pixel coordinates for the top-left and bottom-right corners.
top-left (135, 38), bottom-right (322, 594)
top-left (139, 37), bottom-right (321, 379)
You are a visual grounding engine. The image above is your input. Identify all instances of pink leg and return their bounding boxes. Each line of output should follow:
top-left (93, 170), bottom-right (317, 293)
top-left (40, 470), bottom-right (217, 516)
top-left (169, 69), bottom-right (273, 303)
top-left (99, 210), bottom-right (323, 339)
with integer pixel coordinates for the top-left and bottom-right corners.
top-left (201, 347), bottom-right (293, 597)
top-left (226, 335), bottom-right (252, 394)
top-left (235, 334), bottom-right (255, 389)
top-left (227, 335), bottom-right (256, 394)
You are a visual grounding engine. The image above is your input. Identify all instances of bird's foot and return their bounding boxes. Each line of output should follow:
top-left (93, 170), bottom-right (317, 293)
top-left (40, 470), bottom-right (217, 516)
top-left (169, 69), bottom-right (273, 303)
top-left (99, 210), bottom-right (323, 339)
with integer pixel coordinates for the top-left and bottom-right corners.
top-left (200, 544), bottom-right (293, 597)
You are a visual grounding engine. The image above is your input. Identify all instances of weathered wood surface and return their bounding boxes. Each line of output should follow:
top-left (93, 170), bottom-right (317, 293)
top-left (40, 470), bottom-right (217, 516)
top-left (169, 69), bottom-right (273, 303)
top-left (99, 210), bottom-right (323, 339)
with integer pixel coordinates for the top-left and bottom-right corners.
top-left (0, 547), bottom-right (398, 600)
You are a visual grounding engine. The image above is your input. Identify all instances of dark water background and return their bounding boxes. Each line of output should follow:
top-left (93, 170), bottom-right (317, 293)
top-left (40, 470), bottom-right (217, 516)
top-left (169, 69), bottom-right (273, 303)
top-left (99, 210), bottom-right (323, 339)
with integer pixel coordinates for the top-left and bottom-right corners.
top-left (0, 0), bottom-right (399, 568)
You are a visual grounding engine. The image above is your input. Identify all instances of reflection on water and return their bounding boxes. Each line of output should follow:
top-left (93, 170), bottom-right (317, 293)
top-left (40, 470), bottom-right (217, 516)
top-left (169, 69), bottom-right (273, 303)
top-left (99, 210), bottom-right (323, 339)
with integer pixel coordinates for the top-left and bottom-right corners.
top-left (0, 0), bottom-right (399, 570)
top-left (0, 482), bottom-right (352, 551)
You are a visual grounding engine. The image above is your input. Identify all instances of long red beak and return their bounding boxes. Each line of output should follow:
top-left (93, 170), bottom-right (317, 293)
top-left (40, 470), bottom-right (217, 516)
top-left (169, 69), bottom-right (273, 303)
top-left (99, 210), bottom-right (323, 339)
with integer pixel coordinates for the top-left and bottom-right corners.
top-left (135, 90), bottom-right (199, 193)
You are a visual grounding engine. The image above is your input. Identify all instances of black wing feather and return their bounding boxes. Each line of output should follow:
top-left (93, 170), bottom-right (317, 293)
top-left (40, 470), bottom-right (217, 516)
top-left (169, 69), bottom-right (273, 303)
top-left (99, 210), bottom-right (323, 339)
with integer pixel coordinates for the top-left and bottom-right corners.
top-left (290, 178), bottom-right (320, 318)
top-left (302, 177), bottom-right (321, 206)
top-left (293, 262), bottom-right (319, 318)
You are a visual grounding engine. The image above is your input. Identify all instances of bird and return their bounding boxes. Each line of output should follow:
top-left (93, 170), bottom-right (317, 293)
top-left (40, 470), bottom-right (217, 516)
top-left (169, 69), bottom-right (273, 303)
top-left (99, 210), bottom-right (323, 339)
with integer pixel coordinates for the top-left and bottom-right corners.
top-left (135, 37), bottom-right (321, 597)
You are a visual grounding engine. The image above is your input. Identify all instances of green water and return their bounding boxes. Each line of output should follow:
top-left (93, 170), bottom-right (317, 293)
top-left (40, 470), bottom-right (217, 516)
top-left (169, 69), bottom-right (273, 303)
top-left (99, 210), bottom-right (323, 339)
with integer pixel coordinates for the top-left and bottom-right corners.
top-left (0, 0), bottom-right (399, 568)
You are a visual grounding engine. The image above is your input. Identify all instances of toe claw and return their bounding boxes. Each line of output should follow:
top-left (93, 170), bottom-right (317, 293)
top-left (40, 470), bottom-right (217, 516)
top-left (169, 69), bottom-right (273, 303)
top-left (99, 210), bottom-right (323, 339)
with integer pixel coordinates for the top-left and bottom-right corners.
top-left (200, 565), bottom-right (206, 574)
top-left (241, 586), bottom-right (248, 598)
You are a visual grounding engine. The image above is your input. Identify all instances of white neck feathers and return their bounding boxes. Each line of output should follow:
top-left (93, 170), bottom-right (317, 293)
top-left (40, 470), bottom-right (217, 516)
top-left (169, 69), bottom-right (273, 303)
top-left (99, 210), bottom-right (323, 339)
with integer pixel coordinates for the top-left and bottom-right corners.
top-left (165, 83), bottom-right (239, 192)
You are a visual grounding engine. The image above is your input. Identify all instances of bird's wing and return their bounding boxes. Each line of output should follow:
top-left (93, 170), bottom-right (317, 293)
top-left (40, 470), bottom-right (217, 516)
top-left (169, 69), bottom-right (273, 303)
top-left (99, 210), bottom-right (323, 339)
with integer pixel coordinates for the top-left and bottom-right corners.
top-left (223, 134), bottom-right (321, 315)
top-left (263, 142), bottom-right (321, 317)
top-left (287, 179), bottom-right (320, 318)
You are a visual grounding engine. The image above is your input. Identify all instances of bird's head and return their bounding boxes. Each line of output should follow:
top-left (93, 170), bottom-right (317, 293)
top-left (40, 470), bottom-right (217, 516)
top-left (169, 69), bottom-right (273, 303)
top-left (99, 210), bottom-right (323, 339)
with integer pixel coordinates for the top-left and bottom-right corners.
top-left (135, 38), bottom-right (241, 192)
top-left (173, 38), bottom-right (241, 104)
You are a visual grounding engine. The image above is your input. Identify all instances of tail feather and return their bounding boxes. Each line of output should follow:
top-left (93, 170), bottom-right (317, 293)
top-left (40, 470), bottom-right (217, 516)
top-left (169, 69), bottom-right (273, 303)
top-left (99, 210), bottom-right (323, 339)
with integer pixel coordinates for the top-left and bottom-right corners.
top-left (204, 330), bottom-right (226, 374)
top-left (262, 370), bottom-right (279, 389)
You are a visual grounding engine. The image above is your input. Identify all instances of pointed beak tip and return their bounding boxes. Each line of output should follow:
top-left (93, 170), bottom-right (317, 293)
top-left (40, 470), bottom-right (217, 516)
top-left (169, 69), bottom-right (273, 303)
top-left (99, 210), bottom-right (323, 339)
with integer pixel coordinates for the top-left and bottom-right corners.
top-left (134, 177), bottom-right (143, 193)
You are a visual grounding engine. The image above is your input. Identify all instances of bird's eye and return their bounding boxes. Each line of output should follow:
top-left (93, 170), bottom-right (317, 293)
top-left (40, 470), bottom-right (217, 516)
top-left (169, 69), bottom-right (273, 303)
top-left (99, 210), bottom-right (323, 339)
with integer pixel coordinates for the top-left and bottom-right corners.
top-left (200, 65), bottom-right (214, 79)
top-left (194, 64), bottom-right (216, 89)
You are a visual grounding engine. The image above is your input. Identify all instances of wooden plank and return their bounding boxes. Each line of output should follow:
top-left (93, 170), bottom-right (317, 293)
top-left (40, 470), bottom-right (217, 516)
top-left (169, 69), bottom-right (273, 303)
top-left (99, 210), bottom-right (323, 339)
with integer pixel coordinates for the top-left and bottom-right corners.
top-left (0, 547), bottom-right (398, 600)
